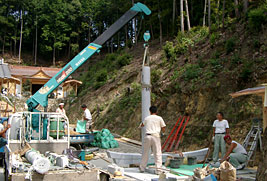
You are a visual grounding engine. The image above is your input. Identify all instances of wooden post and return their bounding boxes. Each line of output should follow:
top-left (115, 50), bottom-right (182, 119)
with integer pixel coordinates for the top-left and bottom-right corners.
top-left (75, 83), bottom-right (78, 96)
top-left (263, 95), bottom-right (267, 132)
top-left (0, 78), bottom-right (2, 93)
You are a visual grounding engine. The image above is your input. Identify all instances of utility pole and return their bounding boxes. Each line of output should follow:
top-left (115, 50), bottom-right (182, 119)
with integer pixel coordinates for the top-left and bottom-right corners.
top-left (141, 31), bottom-right (151, 153)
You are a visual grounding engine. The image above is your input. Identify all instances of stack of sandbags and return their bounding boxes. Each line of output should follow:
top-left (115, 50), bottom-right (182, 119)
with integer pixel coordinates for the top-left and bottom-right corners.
top-left (90, 129), bottom-right (119, 149)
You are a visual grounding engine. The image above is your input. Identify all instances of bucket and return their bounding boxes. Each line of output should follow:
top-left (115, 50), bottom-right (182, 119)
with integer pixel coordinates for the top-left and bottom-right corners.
top-left (49, 121), bottom-right (64, 138)
top-left (188, 156), bottom-right (197, 165)
top-left (169, 157), bottom-right (184, 168)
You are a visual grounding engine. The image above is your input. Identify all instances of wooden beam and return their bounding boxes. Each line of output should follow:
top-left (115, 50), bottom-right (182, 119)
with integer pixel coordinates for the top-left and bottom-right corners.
top-left (263, 95), bottom-right (267, 132)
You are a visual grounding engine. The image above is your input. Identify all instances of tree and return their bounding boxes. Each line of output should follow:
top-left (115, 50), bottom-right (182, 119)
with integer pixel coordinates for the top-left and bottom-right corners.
top-left (234, 0), bottom-right (239, 18)
top-left (243, 0), bottom-right (248, 14)
top-left (172, 0), bottom-right (176, 33)
top-left (185, 0), bottom-right (191, 31)
top-left (180, 0), bottom-right (184, 33)
top-left (208, 0), bottom-right (211, 32)
top-left (203, 0), bottom-right (207, 26)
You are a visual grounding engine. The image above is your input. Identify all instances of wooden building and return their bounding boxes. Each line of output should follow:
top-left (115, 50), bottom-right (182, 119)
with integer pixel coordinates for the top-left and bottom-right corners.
top-left (230, 85), bottom-right (267, 132)
top-left (0, 63), bottom-right (82, 98)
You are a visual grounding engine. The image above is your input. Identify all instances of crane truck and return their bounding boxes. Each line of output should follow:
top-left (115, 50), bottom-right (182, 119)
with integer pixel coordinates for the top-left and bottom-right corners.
top-left (3, 3), bottom-right (151, 180)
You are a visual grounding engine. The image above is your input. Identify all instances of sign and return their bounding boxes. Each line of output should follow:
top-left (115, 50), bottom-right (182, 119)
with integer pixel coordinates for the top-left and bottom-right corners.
top-left (39, 85), bottom-right (54, 94)
top-left (56, 65), bottom-right (73, 83)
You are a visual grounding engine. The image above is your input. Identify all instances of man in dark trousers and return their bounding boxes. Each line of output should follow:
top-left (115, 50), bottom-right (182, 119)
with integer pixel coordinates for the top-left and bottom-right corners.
top-left (139, 106), bottom-right (166, 174)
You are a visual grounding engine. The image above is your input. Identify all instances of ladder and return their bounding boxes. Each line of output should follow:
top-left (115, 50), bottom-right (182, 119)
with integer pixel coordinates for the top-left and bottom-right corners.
top-left (162, 115), bottom-right (190, 152)
top-left (242, 119), bottom-right (263, 167)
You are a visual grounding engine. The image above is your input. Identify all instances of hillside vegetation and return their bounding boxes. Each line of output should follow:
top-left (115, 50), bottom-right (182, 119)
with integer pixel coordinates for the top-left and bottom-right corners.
top-left (66, 3), bottom-right (267, 153)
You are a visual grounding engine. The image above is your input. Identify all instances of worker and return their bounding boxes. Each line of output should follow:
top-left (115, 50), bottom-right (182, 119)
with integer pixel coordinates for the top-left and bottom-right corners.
top-left (139, 106), bottom-right (166, 174)
top-left (212, 112), bottom-right (229, 163)
top-left (220, 135), bottom-right (247, 170)
top-left (81, 104), bottom-right (93, 133)
top-left (0, 123), bottom-right (11, 148)
top-left (56, 103), bottom-right (66, 116)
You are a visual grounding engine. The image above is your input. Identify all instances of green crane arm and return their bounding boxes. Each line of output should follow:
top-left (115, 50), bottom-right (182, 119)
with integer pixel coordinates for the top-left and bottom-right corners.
top-left (26, 3), bottom-right (151, 111)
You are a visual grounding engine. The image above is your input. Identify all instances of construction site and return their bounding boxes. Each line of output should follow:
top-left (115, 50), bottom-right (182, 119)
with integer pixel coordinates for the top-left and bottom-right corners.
top-left (0, 0), bottom-right (266, 181)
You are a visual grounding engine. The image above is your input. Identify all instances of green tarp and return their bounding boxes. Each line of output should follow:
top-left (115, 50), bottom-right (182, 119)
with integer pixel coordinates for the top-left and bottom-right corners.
top-left (169, 164), bottom-right (209, 176)
top-left (90, 129), bottom-right (119, 149)
top-left (76, 120), bottom-right (86, 133)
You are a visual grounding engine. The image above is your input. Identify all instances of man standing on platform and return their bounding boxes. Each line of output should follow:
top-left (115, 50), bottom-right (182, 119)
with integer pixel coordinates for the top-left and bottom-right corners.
top-left (139, 106), bottom-right (166, 174)
top-left (212, 112), bottom-right (230, 163)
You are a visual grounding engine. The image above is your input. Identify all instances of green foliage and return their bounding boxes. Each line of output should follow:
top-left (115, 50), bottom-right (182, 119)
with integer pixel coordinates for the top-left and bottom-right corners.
top-left (210, 32), bottom-right (219, 46)
top-left (163, 27), bottom-right (209, 63)
top-left (23, 80), bottom-right (31, 92)
top-left (117, 53), bottom-right (132, 68)
top-left (248, 5), bottom-right (267, 32)
top-left (151, 69), bottom-right (162, 85)
top-left (225, 37), bottom-right (236, 54)
top-left (182, 64), bottom-right (202, 81)
top-left (163, 41), bottom-right (175, 62)
top-left (79, 51), bottom-right (132, 94)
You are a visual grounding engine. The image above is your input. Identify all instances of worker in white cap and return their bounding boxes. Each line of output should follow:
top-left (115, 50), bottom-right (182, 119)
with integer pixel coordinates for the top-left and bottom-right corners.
top-left (56, 103), bottom-right (66, 116)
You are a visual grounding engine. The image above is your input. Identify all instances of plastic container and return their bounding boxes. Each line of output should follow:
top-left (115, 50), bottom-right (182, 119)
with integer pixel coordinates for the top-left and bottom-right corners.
top-left (49, 121), bottom-right (64, 138)
top-left (169, 157), bottom-right (184, 168)
top-left (187, 156), bottom-right (197, 165)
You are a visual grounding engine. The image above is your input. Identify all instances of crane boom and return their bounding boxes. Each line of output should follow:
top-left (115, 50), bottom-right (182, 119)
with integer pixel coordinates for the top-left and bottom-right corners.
top-left (26, 3), bottom-right (151, 111)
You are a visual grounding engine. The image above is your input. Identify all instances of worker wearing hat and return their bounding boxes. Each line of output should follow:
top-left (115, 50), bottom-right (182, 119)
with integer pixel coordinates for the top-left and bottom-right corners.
top-left (81, 104), bottom-right (93, 133)
top-left (56, 103), bottom-right (66, 116)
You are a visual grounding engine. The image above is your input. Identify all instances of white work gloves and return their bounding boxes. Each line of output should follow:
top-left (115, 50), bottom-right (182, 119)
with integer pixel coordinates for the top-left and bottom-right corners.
top-left (212, 136), bottom-right (215, 142)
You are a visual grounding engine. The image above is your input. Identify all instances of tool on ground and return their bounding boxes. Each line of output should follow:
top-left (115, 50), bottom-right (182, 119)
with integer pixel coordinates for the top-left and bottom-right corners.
top-left (201, 133), bottom-right (213, 168)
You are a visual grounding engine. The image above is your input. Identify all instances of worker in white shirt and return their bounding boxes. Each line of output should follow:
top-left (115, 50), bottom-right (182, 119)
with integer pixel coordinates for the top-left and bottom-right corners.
top-left (139, 106), bottom-right (166, 174)
top-left (56, 103), bottom-right (66, 116)
top-left (212, 112), bottom-right (230, 162)
top-left (81, 104), bottom-right (93, 133)
top-left (220, 135), bottom-right (248, 170)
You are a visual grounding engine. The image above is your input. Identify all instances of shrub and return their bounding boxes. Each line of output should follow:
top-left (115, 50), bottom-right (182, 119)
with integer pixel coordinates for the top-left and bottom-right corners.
top-left (210, 32), bottom-right (219, 46)
top-left (96, 69), bottom-right (108, 82)
top-left (183, 64), bottom-right (201, 81)
top-left (163, 41), bottom-right (175, 61)
top-left (117, 53), bottom-right (132, 67)
top-left (248, 6), bottom-right (267, 32)
top-left (225, 38), bottom-right (236, 54)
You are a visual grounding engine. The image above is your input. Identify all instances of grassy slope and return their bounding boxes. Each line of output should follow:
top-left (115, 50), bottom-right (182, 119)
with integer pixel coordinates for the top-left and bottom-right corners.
top-left (66, 19), bottom-right (266, 154)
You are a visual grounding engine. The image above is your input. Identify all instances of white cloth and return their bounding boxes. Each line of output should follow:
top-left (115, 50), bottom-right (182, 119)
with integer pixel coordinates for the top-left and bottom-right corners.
top-left (56, 108), bottom-right (66, 116)
top-left (84, 108), bottom-right (92, 121)
top-left (143, 115), bottom-right (166, 137)
top-left (213, 119), bottom-right (229, 133)
top-left (232, 141), bottom-right (247, 154)
top-left (0, 123), bottom-right (4, 132)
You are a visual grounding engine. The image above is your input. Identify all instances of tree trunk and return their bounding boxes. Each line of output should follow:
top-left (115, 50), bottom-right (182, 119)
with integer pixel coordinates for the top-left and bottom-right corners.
top-left (234, 0), bottom-right (239, 18)
top-left (158, 0), bottom-right (162, 45)
top-left (34, 16), bottom-right (37, 65)
top-left (125, 25), bottom-right (128, 47)
top-left (18, 10), bottom-right (23, 64)
top-left (216, 0), bottom-right (220, 25)
top-left (208, 0), bottom-right (211, 32)
top-left (172, 0), bottom-right (176, 34)
top-left (180, 0), bottom-right (184, 33)
top-left (14, 28), bottom-right (17, 56)
top-left (2, 34), bottom-right (5, 55)
top-left (256, 129), bottom-right (267, 181)
top-left (150, 21), bottom-right (154, 40)
top-left (53, 40), bottom-right (56, 66)
top-left (185, 0), bottom-right (191, 31)
top-left (132, 0), bottom-right (137, 45)
top-left (203, 0), bottom-right (207, 26)
top-left (88, 19), bottom-right (91, 43)
top-left (243, 0), bottom-right (248, 14)
top-left (222, 0), bottom-right (226, 28)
